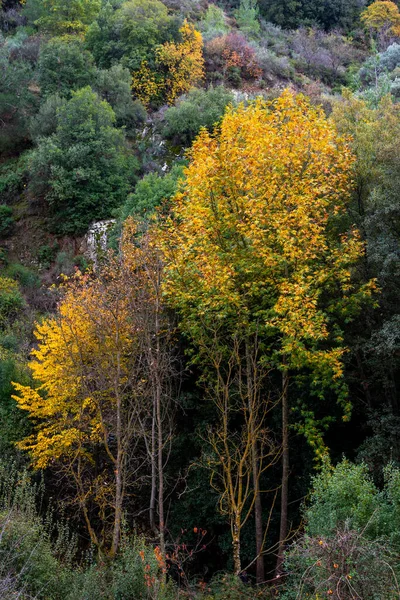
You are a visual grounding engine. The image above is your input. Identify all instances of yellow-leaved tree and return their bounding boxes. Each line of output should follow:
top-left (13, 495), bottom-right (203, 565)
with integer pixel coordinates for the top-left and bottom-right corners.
top-left (159, 91), bottom-right (376, 576)
top-left (13, 222), bottom-right (176, 559)
top-left (361, 0), bottom-right (400, 48)
top-left (156, 20), bottom-right (204, 105)
top-left (131, 19), bottom-right (204, 107)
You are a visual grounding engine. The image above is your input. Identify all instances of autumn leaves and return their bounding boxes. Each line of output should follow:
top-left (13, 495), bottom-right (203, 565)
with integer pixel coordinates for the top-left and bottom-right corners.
top-left (12, 92), bottom-right (374, 569)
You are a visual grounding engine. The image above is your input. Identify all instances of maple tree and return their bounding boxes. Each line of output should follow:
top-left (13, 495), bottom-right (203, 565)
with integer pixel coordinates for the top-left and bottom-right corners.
top-left (13, 222), bottom-right (175, 558)
top-left (159, 91), bottom-right (375, 575)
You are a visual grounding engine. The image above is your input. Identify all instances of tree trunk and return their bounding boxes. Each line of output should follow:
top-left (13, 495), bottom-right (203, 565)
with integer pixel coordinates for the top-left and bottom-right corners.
top-left (245, 340), bottom-right (264, 583)
top-left (253, 468), bottom-right (264, 583)
top-left (111, 377), bottom-right (123, 558)
top-left (232, 516), bottom-right (242, 576)
top-left (150, 401), bottom-right (157, 533)
top-left (276, 367), bottom-right (289, 577)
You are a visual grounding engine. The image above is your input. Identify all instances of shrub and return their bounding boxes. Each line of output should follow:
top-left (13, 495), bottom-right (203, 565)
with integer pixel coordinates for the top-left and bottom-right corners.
top-left (163, 86), bottom-right (234, 146)
top-left (119, 163), bottom-right (184, 221)
top-left (283, 460), bottom-right (400, 599)
top-left (234, 0), bottom-right (260, 39)
top-left (93, 64), bottom-right (147, 132)
top-left (204, 32), bottom-right (261, 85)
top-left (30, 93), bottom-right (66, 141)
top-left (0, 277), bottom-right (25, 328)
top-left (0, 206), bottom-right (14, 238)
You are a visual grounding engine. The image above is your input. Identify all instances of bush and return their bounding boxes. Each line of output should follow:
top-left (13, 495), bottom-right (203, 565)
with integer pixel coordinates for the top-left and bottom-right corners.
top-left (234, 0), bottom-right (260, 39)
top-left (65, 538), bottom-right (177, 600)
top-left (4, 263), bottom-right (40, 289)
top-left (204, 33), bottom-right (261, 85)
top-left (93, 64), bottom-right (146, 132)
top-left (0, 206), bottom-right (14, 238)
top-left (119, 163), bottom-right (184, 221)
top-left (30, 93), bottom-right (66, 141)
top-left (163, 86), bottom-right (234, 146)
top-left (0, 277), bottom-right (25, 328)
top-left (283, 460), bottom-right (400, 599)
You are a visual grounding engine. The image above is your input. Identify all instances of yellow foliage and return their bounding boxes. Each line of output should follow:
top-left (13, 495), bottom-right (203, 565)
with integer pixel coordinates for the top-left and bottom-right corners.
top-left (160, 90), bottom-right (375, 413)
top-left (361, 1), bottom-right (400, 38)
top-left (156, 20), bottom-right (204, 105)
top-left (131, 60), bottom-right (161, 107)
top-left (13, 275), bottom-right (133, 469)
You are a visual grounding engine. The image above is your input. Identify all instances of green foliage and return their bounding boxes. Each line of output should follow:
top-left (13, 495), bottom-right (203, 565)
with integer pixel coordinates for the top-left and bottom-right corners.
top-left (0, 278), bottom-right (25, 329)
top-left (259, 0), bottom-right (367, 31)
top-left (0, 156), bottom-right (29, 203)
top-left (93, 63), bottom-right (147, 131)
top-left (86, 0), bottom-right (178, 70)
top-left (0, 462), bottom-right (76, 599)
top-left (120, 163), bottom-right (184, 221)
top-left (163, 86), bottom-right (234, 146)
top-left (199, 4), bottom-right (229, 41)
top-left (0, 357), bottom-right (31, 454)
top-left (28, 86), bottom-right (138, 234)
top-left (305, 460), bottom-right (379, 537)
top-left (283, 460), bottom-right (400, 599)
top-left (3, 263), bottom-right (40, 289)
top-left (0, 35), bottom-right (37, 151)
top-left (0, 206), bottom-right (14, 238)
top-left (38, 36), bottom-right (97, 98)
top-left (30, 93), bottom-right (66, 141)
top-left (33, 0), bottom-right (101, 34)
top-left (66, 538), bottom-right (177, 600)
top-left (234, 0), bottom-right (260, 38)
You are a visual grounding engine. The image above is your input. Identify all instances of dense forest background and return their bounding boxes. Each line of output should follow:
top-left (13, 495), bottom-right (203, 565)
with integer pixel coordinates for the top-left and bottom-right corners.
top-left (1, 0), bottom-right (400, 598)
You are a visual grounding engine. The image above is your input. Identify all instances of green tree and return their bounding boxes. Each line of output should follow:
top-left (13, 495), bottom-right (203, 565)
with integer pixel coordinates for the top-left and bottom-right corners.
top-left (93, 64), bottom-right (146, 132)
top-left (163, 85), bottom-right (234, 147)
top-left (234, 0), bottom-right (260, 38)
top-left (119, 164), bottom-right (184, 221)
top-left (86, 0), bottom-right (178, 70)
top-left (0, 38), bottom-right (37, 152)
top-left (28, 87), bottom-right (138, 235)
top-left (33, 0), bottom-right (101, 34)
top-left (37, 36), bottom-right (97, 98)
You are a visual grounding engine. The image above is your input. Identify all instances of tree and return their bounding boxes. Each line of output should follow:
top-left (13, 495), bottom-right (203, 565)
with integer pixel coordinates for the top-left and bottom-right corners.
top-left (93, 64), bottom-right (146, 132)
top-left (331, 92), bottom-right (400, 457)
top-left (361, 1), bottom-right (400, 49)
top-left (159, 91), bottom-right (374, 577)
top-left (86, 0), bottom-right (178, 71)
top-left (34, 0), bottom-right (101, 34)
top-left (234, 0), bottom-right (260, 39)
top-left (13, 223), bottom-right (176, 558)
top-left (155, 20), bottom-right (205, 105)
top-left (163, 85), bottom-right (234, 147)
top-left (28, 87), bottom-right (138, 235)
top-left (37, 36), bottom-right (97, 98)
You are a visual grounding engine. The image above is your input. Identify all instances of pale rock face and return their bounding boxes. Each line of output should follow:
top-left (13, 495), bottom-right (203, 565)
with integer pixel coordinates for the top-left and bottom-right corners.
top-left (83, 220), bottom-right (116, 265)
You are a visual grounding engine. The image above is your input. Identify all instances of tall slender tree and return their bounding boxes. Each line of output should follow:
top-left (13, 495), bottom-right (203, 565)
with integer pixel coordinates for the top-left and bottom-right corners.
top-left (159, 91), bottom-right (375, 577)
